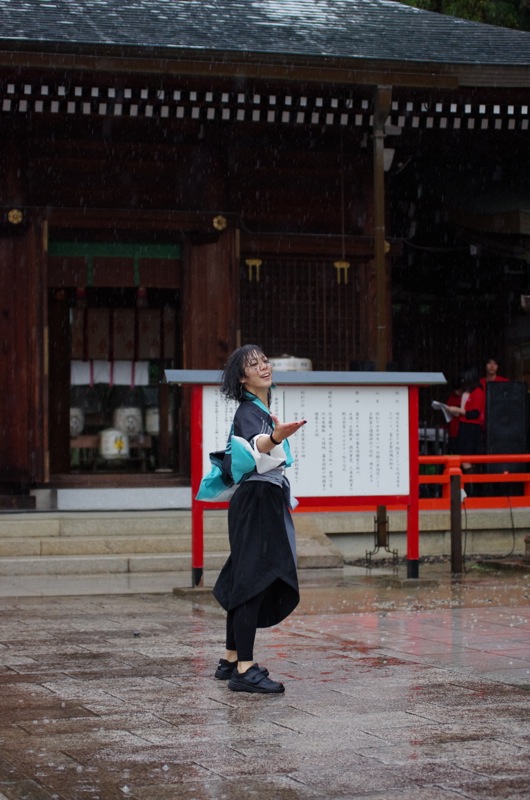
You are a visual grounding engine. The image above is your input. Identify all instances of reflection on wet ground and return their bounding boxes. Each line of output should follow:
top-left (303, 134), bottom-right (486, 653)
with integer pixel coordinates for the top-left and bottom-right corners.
top-left (0, 563), bottom-right (529, 799)
top-left (297, 562), bottom-right (530, 615)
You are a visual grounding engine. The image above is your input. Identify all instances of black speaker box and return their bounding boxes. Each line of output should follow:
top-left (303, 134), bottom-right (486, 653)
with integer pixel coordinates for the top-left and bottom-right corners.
top-left (486, 381), bottom-right (528, 455)
top-left (485, 382), bottom-right (528, 492)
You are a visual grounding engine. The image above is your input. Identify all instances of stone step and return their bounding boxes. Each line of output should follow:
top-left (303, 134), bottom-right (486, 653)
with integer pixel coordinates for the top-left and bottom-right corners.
top-left (0, 511), bottom-right (229, 574)
top-left (0, 547), bottom-right (341, 576)
top-left (0, 532), bottom-right (230, 558)
top-left (0, 509), bottom-right (344, 575)
top-left (0, 510), bottom-right (228, 538)
top-left (0, 552), bottom-right (229, 576)
top-left (0, 511), bottom-right (229, 561)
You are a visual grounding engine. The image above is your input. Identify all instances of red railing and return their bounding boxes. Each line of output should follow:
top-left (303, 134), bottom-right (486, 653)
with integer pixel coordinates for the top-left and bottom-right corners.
top-left (294, 454), bottom-right (530, 513)
top-left (418, 453), bottom-right (530, 510)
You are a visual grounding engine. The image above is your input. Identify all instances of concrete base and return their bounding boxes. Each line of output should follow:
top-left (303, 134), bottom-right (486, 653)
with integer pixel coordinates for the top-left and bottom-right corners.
top-left (293, 515), bottom-right (344, 568)
top-left (55, 487), bottom-right (192, 510)
top-left (314, 509), bottom-right (529, 562)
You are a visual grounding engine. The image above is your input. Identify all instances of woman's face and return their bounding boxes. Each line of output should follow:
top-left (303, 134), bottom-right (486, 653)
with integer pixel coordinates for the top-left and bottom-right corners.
top-left (486, 359), bottom-right (499, 377)
top-left (240, 350), bottom-right (272, 394)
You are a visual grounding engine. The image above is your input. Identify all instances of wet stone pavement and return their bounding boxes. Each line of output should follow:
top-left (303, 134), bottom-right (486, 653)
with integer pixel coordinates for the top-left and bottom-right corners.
top-left (0, 564), bottom-right (529, 800)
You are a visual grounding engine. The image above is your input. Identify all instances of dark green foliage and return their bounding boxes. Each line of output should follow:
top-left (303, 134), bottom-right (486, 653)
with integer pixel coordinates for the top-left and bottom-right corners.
top-left (397, 0), bottom-right (530, 30)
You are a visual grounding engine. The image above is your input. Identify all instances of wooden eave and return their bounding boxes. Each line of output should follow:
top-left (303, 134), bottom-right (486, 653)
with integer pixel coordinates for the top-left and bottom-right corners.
top-left (0, 46), bottom-right (457, 88)
top-left (1, 40), bottom-right (530, 100)
top-left (45, 208), bottom-right (240, 237)
top-left (43, 209), bottom-right (405, 258)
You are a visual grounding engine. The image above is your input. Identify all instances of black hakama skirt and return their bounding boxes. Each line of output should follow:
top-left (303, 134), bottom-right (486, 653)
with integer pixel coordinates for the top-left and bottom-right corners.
top-left (213, 479), bottom-right (299, 628)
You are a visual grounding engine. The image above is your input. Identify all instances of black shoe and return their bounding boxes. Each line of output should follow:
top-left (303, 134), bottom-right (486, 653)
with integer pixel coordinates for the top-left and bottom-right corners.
top-left (228, 664), bottom-right (284, 694)
top-left (214, 658), bottom-right (238, 680)
top-left (215, 659), bottom-right (269, 680)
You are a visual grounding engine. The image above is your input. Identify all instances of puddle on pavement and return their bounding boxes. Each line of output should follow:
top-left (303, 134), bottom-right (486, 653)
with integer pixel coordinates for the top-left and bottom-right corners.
top-left (294, 562), bottom-right (530, 616)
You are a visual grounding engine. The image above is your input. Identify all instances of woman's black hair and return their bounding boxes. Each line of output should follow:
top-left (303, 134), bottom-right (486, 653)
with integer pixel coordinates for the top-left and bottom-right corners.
top-left (220, 344), bottom-right (270, 404)
top-left (459, 365), bottom-right (480, 393)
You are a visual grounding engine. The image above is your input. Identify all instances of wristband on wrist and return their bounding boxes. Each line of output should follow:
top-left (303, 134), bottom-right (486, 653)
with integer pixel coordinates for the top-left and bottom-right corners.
top-left (270, 432), bottom-right (282, 446)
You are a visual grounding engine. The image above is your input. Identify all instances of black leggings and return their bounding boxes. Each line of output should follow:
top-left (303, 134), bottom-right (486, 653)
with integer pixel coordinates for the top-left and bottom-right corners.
top-left (225, 589), bottom-right (267, 662)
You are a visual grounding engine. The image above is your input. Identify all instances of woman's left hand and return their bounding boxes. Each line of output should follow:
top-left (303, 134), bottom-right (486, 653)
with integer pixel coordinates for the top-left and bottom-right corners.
top-left (270, 414), bottom-right (307, 442)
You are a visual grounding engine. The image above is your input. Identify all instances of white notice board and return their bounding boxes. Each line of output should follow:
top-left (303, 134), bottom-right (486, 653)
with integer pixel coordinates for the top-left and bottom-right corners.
top-left (202, 385), bottom-right (410, 498)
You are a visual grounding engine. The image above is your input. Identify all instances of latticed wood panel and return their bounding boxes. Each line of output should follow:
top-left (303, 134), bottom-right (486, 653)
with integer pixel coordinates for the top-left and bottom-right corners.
top-left (240, 258), bottom-right (362, 371)
top-left (393, 295), bottom-right (507, 380)
top-left (71, 307), bottom-right (176, 361)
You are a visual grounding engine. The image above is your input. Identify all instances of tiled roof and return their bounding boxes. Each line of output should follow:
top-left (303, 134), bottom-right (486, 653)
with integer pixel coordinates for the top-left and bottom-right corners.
top-left (0, 0), bottom-right (530, 66)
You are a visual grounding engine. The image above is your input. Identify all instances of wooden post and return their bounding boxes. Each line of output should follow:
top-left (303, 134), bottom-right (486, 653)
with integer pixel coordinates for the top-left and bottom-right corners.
top-left (373, 85), bottom-right (393, 371)
top-left (450, 468), bottom-right (463, 574)
top-left (158, 381), bottom-right (170, 469)
top-left (375, 505), bottom-right (389, 547)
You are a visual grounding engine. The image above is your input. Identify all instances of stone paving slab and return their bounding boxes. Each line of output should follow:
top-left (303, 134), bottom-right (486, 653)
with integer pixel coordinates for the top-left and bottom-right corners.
top-left (0, 566), bottom-right (529, 799)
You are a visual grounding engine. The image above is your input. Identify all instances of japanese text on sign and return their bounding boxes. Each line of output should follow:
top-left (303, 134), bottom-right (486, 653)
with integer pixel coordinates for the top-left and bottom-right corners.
top-left (202, 385), bottom-right (409, 497)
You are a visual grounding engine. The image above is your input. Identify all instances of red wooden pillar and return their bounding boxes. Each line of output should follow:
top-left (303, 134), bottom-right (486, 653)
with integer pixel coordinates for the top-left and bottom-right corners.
top-left (407, 385), bottom-right (420, 577)
top-left (190, 384), bottom-right (205, 587)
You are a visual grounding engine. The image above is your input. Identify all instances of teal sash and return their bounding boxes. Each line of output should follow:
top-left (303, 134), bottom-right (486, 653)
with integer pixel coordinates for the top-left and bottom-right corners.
top-left (196, 394), bottom-right (292, 501)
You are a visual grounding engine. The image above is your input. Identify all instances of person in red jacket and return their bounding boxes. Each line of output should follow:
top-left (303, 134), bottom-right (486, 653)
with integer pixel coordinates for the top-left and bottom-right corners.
top-left (480, 356), bottom-right (509, 388)
top-left (479, 356), bottom-right (509, 432)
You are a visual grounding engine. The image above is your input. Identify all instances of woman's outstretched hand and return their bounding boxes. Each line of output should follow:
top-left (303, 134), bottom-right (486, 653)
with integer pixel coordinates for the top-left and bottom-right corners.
top-left (270, 414), bottom-right (307, 443)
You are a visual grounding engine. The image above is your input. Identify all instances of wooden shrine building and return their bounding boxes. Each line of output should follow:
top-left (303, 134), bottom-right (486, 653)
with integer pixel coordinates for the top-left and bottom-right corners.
top-left (1, 0), bottom-right (530, 505)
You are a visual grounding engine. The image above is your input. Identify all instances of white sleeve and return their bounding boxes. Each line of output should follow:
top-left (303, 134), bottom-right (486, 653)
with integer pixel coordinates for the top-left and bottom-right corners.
top-left (235, 434), bottom-right (286, 474)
